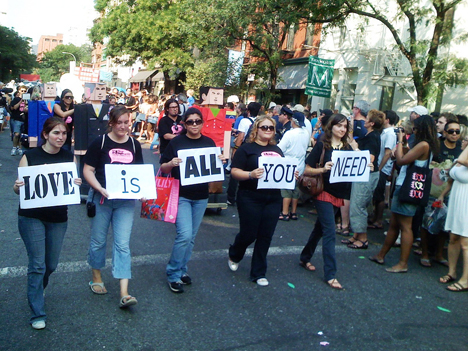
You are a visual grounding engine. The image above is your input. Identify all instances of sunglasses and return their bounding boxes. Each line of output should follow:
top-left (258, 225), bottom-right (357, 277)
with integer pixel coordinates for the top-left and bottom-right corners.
top-left (64, 96), bottom-right (74, 100)
top-left (446, 129), bottom-right (461, 135)
top-left (185, 119), bottom-right (203, 126)
top-left (259, 125), bottom-right (275, 132)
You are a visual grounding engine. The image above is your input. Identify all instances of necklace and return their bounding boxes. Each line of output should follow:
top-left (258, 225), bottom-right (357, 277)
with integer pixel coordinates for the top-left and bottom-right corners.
top-left (331, 142), bottom-right (343, 150)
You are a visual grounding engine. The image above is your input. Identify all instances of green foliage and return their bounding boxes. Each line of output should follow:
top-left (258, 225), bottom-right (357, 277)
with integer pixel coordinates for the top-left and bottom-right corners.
top-left (0, 26), bottom-right (37, 82)
top-left (37, 44), bottom-right (93, 82)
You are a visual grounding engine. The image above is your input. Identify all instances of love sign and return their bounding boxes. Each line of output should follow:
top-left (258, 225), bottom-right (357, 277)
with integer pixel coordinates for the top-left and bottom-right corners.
top-left (18, 162), bottom-right (81, 209)
top-left (329, 150), bottom-right (370, 183)
top-left (257, 156), bottom-right (298, 190)
top-left (105, 164), bottom-right (157, 199)
top-left (177, 147), bottom-right (224, 186)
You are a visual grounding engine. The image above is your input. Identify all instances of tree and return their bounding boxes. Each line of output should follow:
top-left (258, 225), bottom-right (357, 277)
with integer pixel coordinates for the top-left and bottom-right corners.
top-left (304, 0), bottom-right (468, 106)
top-left (37, 44), bottom-right (93, 82)
top-left (0, 26), bottom-right (37, 82)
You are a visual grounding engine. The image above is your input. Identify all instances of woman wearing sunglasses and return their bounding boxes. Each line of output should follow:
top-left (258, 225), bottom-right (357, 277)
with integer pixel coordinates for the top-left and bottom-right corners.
top-left (160, 107), bottom-right (225, 293)
top-left (228, 116), bottom-right (284, 287)
top-left (53, 89), bottom-right (75, 151)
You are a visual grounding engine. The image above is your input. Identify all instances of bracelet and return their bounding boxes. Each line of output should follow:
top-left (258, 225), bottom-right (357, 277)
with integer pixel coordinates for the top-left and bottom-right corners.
top-left (248, 172), bottom-right (252, 179)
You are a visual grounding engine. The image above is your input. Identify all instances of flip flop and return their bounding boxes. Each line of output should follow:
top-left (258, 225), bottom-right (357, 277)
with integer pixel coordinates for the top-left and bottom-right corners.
top-left (434, 259), bottom-right (449, 267)
top-left (119, 295), bottom-right (138, 308)
top-left (439, 274), bottom-right (456, 284)
top-left (367, 223), bottom-right (383, 229)
top-left (420, 258), bottom-right (432, 267)
top-left (299, 261), bottom-right (316, 272)
top-left (368, 256), bottom-right (384, 265)
top-left (327, 279), bottom-right (343, 290)
top-left (89, 281), bottom-right (107, 295)
top-left (446, 282), bottom-right (468, 292)
top-left (385, 267), bottom-right (408, 273)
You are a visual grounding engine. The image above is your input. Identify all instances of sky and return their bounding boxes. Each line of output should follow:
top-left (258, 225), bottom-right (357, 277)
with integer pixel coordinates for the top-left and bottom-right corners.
top-left (4, 0), bottom-right (98, 46)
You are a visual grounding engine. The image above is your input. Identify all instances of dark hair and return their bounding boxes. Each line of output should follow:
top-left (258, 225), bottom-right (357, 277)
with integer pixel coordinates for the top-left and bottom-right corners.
top-left (457, 114), bottom-right (468, 127)
top-left (247, 102), bottom-right (262, 117)
top-left (165, 98), bottom-right (179, 115)
top-left (384, 110), bottom-right (399, 126)
top-left (444, 119), bottom-right (460, 132)
top-left (108, 105), bottom-right (129, 127)
top-left (367, 109), bottom-right (385, 131)
top-left (182, 107), bottom-right (203, 123)
top-left (226, 102), bottom-right (234, 110)
top-left (237, 103), bottom-right (247, 115)
top-left (414, 115), bottom-right (439, 156)
top-left (322, 114), bottom-right (350, 150)
top-left (41, 117), bottom-right (67, 144)
top-left (59, 89), bottom-right (74, 112)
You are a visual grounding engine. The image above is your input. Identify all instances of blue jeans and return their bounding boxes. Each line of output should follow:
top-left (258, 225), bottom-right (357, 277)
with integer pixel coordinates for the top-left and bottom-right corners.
top-left (300, 199), bottom-right (339, 281)
top-left (167, 197), bottom-right (208, 282)
top-left (18, 216), bottom-right (67, 323)
top-left (88, 196), bottom-right (136, 279)
top-left (229, 189), bottom-right (282, 281)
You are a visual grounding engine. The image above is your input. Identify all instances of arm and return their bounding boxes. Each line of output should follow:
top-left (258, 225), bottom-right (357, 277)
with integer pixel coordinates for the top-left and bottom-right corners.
top-left (438, 178), bottom-right (453, 202)
top-left (395, 131), bottom-right (429, 166)
top-left (53, 104), bottom-right (74, 118)
top-left (231, 167), bottom-right (264, 181)
top-left (11, 98), bottom-right (22, 110)
top-left (73, 156), bottom-right (82, 186)
top-left (456, 145), bottom-right (468, 167)
top-left (160, 157), bottom-right (182, 174)
top-left (83, 164), bottom-right (108, 198)
top-left (302, 162), bottom-right (332, 177)
top-left (13, 155), bottom-right (29, 194)
top-left (379, 149), bottom-right (392, 172)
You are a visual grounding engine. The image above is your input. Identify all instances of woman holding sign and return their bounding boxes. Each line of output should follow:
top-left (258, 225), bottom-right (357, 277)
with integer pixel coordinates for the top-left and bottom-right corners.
top-left (299, 114), bottom-right (353, 290)
top-left (160, 107), bottom-right (224, 293)
top-left (83, 105), bottom-right (143, 308)
top-left (228, 116), bottom-right (284, 287)
top-left (13, 117), bottom-right (82, 330)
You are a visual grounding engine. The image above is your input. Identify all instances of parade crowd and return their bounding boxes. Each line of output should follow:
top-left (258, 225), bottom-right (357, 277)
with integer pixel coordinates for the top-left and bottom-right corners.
top-left (2, 82), bottom-right (468, 331)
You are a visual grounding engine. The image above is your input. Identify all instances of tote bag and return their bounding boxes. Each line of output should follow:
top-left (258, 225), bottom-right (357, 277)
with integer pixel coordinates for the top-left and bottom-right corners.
top-left (399, 158), bottom-right (432, 207)
top-left (141, 172), bottom-right (179, 223)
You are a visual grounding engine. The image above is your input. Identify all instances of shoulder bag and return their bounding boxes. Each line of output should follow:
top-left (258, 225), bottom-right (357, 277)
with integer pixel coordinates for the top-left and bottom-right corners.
top-left (298, 146), bottom-right (325, 197)
top-left (399, 157), bottom-right (432, 207)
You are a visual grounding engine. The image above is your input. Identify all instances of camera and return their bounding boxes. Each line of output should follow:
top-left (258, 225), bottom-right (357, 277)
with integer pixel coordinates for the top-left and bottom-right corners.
top-left (394, 127), bottom-right (403, 134)
top-left (87, 201), bottom-right (96, 218)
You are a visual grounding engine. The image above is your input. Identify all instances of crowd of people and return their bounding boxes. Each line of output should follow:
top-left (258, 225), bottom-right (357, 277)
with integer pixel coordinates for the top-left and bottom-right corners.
top-left (7, 82), bottom-right (468, 330)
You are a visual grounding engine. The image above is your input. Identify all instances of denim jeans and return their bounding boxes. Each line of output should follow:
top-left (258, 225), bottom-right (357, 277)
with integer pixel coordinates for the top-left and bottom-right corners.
top-left (300, 199), bottom-right (339, 281)
top-left (350, 171), bottom-right (379, 232)
top-left (18, 216), bottom-right (68, 323)
top-left (229, 189), bottom-right (282, 281)
top-left (167, 197), bottom-right (208, 282)
top-left (88, 196), bottom-right (136, 279)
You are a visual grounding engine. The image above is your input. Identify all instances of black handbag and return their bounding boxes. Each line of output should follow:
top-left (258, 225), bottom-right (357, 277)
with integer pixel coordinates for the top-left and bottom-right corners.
top-left (298, 146), bottom-right (325, 197)
top-left (399, 158), bottom-right (432, 207)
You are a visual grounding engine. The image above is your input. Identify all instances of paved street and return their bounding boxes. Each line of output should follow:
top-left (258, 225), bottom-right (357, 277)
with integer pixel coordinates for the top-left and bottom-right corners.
top-left (0, 129), bottom-right (467, 351)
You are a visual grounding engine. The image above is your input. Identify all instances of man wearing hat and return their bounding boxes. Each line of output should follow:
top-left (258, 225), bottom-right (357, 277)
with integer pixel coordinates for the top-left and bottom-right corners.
top-left (293, 104), bottom-right (312, 136)
top-left (278, 105), bottom-right (294, 139)
top-left (408, 105), bottom-right (428, 121)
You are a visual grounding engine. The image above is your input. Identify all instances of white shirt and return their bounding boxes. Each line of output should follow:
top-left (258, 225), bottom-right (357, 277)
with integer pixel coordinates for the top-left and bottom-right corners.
top-left (303, 118), bottom-right (312, 137)
top-left (278, 127), bottom-right (310, 175)
top-left (238, 116), bottom-right (256, 141)
top-left (378, 127), bottom-right (397, 176)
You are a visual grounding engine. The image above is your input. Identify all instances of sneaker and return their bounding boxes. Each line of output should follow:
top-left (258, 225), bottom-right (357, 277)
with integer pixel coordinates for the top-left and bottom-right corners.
top-left (180, 274), bottom-right (192, 285)
top-left (11, 147), bottom-right (16, 156)
top-left (32, 320), bottom-right (46, 330)
top-left (256, 278), bottom-right (269, 287)
top-left (228, 258), bottom-right (239, 272)
top-left (168, 281), bottom-right (184, 293)
top-left (16, 148), bottom-right (23, 156)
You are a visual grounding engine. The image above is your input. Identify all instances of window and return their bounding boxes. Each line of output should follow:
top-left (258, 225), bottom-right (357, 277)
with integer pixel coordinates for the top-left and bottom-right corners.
top-left (286, 24), bottom-right (296, 51)
top-left (379, 84), bottom-right (395, 111)
top-left (305, 23), bottom-right (315, 47)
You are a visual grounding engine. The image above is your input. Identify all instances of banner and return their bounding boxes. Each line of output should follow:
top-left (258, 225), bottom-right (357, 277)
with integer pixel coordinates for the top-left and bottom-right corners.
top-left (329, 151), bottom-right (370, 183)
top-left (178, 147), bottom-right (224, 186)
top-left (305, 56), bottom-right (335, 98)
top-left (105, 164), bottom-right (157, 199)
top-left (257, 156), bottom-right (298, 190)
top-left (18, 162), bottom-right (80, 209)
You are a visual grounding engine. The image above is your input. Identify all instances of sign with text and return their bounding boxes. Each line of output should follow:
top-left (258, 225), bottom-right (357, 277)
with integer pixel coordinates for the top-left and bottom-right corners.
top-left (105, 164), bottom-right (157, 199)
top-left (18, 162), bottom-right (80, 209)
top-left (257, 156), bottom-right (298, 190)
top-left (330, 150), bottom-right (370, 183)
top-left (305, 56), bottom-right (335, 98)
top-left (178, 147), bottom-right (224, 186)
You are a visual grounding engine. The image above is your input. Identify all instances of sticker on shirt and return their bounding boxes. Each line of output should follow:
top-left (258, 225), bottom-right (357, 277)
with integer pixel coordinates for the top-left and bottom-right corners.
top-left (172, 124), bottom-right (184, 135)
top-left (261, 151), bottom-right (281, 157)
top-left (109, 149), bottom-right (134, 164)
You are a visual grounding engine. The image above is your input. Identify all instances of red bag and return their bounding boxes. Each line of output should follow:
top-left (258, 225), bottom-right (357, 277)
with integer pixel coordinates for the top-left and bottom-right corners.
top-left (141, 172), bottom-right (179, 223)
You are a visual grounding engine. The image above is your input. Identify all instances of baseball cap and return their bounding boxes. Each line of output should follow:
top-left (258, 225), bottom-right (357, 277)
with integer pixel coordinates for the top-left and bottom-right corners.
top-left (407, 105), bottom-right (428, 116)
top-left (320, 109), bottom-right (333, 118)
top-left (281, 106), bottom-right (293, 116)
top-left (293, 104), bottom-right (305, 113)
top-left (268, 102), bottom-right (277, 109)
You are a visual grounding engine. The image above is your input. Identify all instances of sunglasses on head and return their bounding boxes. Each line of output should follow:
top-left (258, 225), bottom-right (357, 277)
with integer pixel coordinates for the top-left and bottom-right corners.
top-left (64, 96), bottom-right (74, 100)
top-left (259, 125), bottom-right (275, 132)
top-left (185, 119), bottom-right (203, 126)
top-left (446, 129), bottom-right (460, 135)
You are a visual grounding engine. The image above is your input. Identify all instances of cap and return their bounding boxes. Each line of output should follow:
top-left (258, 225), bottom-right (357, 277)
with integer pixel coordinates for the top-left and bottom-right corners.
top-left (293, 104), bottom-right (305, 113)
top-left (281, 106), bottom-right (293, 117)
top-left (407, 105), bottom-right (428, 116)
top-left (320, 109), bottom-right (333, 118)
top-left (291, 112), bottom-right (306, 127)
top-left (268, 102), bottom-right (277, 109)
top-left (227, 95), bottom-right (239, 103)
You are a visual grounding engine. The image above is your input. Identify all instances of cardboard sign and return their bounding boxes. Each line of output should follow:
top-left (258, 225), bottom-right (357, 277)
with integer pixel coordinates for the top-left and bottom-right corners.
top-left (105, 164), bottom-right (157, 199)
top-left (18, 162), bottom-right (80, 209)
top-left (330, 150), bottom-right (370, 183)
top-left (178, 147), bottom-right (224, 186)
top-left (257, 156), bottom-right (298, 190)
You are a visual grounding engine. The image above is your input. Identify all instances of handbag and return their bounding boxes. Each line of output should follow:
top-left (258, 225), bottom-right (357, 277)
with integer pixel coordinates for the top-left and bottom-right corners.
top-left (399, 158), bottom-right (432, 207)
top-left (141, 171), bottom-right (179, 223)
top-left (298, 146), bottom-right (325, 197)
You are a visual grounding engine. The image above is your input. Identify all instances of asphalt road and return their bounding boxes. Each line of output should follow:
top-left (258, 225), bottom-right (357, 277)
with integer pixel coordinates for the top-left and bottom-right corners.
top-left (0, 128), bottom-right (467, 351)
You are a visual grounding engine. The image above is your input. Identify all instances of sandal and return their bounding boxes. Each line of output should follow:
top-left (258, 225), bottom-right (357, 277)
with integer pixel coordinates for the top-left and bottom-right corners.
top-left (446, 282), bottom-right (468, 292)
top-left (420, 258), bottom-right (432, 267)
top-left (299, 261), bottom-right (316, 272)
top-left (341, 227), bottom-right (351, 236)
top-left (434, 259), bottom-right (449, 267)
top-left (335, 224), bottom-right (342, 233)
top-left (119, 295), bottom-right (138, 308)
top-left (327, 279), bottom-right (343, 290)
top-left (367, 223), bottom-right (383, 229)
top-left (279, 213), bottom-right (290, 221)
top-left (368, 256), bottom-right (384, 265)
top-left (439, 274), bottom-right (456, 284)
top-left (89, 281), bottom-right (107, 295)
top-left (341, 236), bottom-right (358, 245)
top-left (290, 213), bottom-right (298, 220)
top-left (347, 240), bottom-right (368, 249)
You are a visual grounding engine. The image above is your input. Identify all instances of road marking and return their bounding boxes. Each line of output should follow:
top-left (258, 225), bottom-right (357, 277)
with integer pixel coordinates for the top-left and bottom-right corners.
top-left (0, 245), bottom-right (350, 279)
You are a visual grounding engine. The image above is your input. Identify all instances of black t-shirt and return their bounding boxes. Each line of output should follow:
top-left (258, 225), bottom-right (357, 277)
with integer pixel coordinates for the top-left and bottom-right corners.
top-left (158, 115), bottom-right (183, 154)
top-left (160, 134), bottom-right (216, 200)
top-left (18, 147), bottom-right (75, 222)
top-left (83, 134), bottom-right (144, 188)
top-left (306, 141), bottom-right (352, 200)
top-left (357, 130), bottom-right (380, 172)
top-left (10, 96), bottom-right (24, 121)
top-left (437, 138), bottom-right (462, 163)
top-left (125, 96), bottom-right (137, 111)
top-left (231, 142), bottom-right (283, 195)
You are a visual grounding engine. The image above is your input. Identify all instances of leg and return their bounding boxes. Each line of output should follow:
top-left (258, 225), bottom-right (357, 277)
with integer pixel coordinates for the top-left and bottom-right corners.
top-left (43, 222), bottom-right (68, 289)
top-left (457, 237), bottom-right (468, 286)
top-left (390, 214), bottom-right (413, 270)
top-left (316, 202), bottom-right (339, 282)
top-left (447, 233), bottom-right (461, 279)
top-left (282, 197), bottom-right (292, 216)
top-left (340, 200), bottom-right (350, 234)
top-left (372, 212), bottom-right (401, 261)
top-left (300, 217), bottom-right (323, 263)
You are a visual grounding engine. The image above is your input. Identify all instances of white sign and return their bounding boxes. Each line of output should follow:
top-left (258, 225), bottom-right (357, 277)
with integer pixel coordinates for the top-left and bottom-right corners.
top-left (330, 150), bottom-right (370, 183)
top-left (105, 164), bottom-right (157, 199)
top-left (178, 147), bottom-right (224, 186)
top-left (257, 156), bottom-right (298, 190)
top-left (18, 162), bottom-right (81, 209)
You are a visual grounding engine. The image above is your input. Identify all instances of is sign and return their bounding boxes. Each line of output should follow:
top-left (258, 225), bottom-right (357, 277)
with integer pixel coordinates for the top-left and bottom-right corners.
top-left (105, 164), bottom-right (157, 200)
